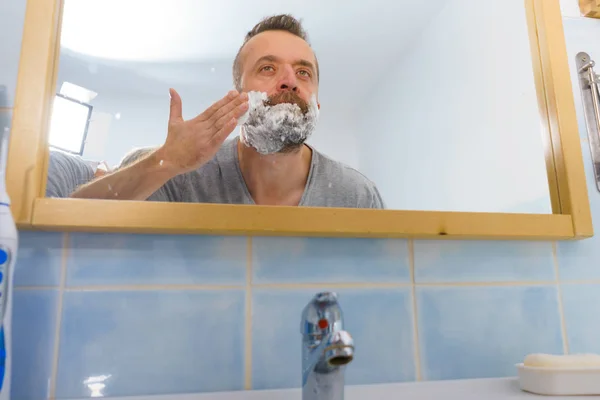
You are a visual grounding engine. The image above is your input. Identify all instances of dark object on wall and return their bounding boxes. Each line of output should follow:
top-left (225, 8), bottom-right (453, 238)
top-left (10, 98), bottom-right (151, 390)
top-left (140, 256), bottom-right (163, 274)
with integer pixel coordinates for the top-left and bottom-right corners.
top-left (576, 52), bottom-right (600, 193)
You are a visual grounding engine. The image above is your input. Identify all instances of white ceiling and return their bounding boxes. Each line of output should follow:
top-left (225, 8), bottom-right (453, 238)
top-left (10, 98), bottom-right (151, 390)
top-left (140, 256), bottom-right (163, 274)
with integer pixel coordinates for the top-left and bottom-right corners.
top-left (59, 0), bottom-right (449, 109)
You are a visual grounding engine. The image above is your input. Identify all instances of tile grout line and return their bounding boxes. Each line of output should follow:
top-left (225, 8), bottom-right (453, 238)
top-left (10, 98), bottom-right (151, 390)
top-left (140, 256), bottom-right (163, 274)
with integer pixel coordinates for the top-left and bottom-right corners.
top-left (64, 284), bottom-right (246, 292)
top-left (254, 282), bottom-right (412, 289)
top-left (48, 232), bottom-right (69, 399)
top-left (560, 279), bottom-right (600, 284)
top-left (408, 240), bottom-right (422, 381)
top-left (552, 242), bottom-right (570, 355)
top-left (14, 285), bottom-right (59, 291)
top-left (415, 281), bottom-right (556, 287)
top-left (37, 280), bottom-right (581, 292)
top-left (244, 237), bottom-right (253, 390)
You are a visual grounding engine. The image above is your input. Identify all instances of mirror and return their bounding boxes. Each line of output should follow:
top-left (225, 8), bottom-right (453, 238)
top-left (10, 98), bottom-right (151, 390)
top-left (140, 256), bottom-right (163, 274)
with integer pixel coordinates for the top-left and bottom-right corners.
top-left (45, 0), bottom-right (552, 213)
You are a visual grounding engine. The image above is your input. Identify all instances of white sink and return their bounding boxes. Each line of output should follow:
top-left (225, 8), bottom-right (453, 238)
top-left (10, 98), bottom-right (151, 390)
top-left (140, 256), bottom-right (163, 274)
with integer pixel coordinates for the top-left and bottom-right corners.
top-left (75, 377), bottom-right (585, 399)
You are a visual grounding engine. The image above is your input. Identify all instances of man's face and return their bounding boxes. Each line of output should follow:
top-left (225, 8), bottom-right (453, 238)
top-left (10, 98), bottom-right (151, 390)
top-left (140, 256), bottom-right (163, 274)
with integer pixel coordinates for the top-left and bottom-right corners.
top-left (239, 30), bottom-right (320, 109)
top-left (237, 30), bottom-right (321, 154)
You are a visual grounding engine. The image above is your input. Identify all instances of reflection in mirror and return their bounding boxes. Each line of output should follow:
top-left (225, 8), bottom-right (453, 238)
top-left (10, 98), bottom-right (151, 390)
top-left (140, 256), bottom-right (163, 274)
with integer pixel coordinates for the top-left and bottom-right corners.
top-left (46, 0), bottom-right (552, 213)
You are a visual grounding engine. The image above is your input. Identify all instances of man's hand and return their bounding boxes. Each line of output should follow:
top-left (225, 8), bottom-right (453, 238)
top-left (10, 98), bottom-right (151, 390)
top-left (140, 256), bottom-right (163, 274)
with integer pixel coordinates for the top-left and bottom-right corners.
top-left (156, 88), bottom-right (249, 176)
top-left (69, 89), bottom-right (249, 201)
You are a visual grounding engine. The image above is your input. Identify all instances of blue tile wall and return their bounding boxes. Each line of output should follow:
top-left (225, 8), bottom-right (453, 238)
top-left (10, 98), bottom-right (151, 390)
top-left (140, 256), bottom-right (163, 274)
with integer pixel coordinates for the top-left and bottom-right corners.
top-left (250, 289), bottom-right (312, 390)
top-left (560, 284), bottom-right (600, 354)
top-left (416, 286), bottom-right (564, 381)
top-left (414, 241), bottom-right (555, 283)
top-left (66, 233), bottom-right (247, 286)
top-left (6, 4), bottom-right (600, 400)
top-left (15, 232), bottom-right (64, 287)
top-left (55, 289), bottom-right (245, 398)
top-left (11, 289), bottom-right (59, 400)
top-left (253, 237), bottom-right (410, 284)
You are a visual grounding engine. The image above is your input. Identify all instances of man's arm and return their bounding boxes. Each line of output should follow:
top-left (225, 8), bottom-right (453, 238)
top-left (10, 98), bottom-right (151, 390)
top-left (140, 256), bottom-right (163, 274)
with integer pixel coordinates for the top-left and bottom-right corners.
top-left (70, 149), bottom-right (177, 200)
top-left (70, 88), bottom-right (249, 201)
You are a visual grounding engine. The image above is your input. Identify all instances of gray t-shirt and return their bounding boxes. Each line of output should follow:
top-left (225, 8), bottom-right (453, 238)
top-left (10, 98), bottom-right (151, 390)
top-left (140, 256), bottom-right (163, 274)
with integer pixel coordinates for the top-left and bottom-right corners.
top-left (125, 138), bottom-right (384, 208)
top-left (46, 150), bottom-right (95, 198)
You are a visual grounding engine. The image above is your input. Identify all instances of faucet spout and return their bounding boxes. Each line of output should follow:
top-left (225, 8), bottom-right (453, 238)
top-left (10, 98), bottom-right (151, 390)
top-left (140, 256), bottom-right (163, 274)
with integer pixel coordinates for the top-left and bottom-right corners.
top-left (323, 330), bottom-right (354, 367)
top-left (304, 330), bottom-right (354, 378)
top-left (301, 292), bottom-right (354, 400)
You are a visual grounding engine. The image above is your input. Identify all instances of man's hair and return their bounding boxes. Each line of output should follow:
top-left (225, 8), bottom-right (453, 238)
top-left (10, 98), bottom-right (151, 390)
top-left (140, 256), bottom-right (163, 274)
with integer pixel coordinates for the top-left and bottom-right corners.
top-left (232, 14), bottom-right (319, 91)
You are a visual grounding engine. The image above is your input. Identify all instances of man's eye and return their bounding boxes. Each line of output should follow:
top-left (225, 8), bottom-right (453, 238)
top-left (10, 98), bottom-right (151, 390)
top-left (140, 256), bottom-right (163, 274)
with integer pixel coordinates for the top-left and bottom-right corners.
top-left (261, 66), bottom-right (275, 72)
top-left (298, 70), bottom-right (311, 77)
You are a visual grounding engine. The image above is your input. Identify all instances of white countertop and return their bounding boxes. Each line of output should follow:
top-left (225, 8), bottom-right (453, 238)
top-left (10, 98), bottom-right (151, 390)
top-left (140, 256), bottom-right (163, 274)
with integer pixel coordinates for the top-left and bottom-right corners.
top-left (77, 377), bottom-right (590, 399)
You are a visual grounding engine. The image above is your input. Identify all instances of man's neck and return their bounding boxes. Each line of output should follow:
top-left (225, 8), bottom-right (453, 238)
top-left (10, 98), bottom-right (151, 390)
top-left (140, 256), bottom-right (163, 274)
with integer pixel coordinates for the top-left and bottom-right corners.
top-left (237, 139), bottom-right (312, 206)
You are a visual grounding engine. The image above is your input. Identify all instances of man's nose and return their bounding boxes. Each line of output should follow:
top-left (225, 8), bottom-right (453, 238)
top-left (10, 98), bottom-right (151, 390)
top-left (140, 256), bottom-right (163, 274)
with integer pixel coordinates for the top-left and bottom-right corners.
top-left (278, 65), bottom-right (298, 92)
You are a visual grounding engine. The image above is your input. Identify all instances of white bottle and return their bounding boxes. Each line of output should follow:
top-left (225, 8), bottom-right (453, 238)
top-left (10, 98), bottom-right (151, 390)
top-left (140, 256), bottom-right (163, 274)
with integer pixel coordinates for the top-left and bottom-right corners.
top-left (0, 114), bottom-right (17, 399)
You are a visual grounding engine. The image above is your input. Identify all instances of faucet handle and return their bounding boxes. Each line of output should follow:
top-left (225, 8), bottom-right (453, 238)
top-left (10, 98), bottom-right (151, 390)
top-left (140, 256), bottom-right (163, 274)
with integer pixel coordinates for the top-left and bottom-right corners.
top-left (301, 292), bottom-right (344, 337)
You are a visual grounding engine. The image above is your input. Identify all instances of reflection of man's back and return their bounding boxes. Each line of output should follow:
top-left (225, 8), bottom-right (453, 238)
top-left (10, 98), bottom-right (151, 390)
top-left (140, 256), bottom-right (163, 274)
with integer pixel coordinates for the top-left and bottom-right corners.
top-left (46, 150), bottom-right (95, 198)
top-left (46, 148), bottom-right (152, 198)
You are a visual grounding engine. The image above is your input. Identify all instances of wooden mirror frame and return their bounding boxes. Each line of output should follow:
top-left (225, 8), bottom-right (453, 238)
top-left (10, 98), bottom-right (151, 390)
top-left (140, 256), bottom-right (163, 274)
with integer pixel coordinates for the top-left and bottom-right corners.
top-left (580, 0), bottom-right (600, 18)
top-left (5, 0), bottom-right (594, 240)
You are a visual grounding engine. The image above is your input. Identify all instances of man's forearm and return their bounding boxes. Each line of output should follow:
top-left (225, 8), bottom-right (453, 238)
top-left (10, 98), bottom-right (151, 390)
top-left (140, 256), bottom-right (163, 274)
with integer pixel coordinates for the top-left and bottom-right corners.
top-left (70, 150), bottom-right (177, 200)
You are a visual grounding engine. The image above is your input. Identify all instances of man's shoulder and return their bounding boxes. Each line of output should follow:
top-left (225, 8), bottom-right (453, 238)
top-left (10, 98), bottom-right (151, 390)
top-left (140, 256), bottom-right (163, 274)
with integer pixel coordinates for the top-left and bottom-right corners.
top-left (311, 149), bottom-right (385, 208)
top-left (314, 150), bottom-right (377, 190)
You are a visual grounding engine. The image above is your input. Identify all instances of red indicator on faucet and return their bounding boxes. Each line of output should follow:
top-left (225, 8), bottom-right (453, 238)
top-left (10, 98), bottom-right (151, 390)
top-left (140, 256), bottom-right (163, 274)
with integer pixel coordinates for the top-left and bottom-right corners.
top-left (318, 319), bottom-right (328, 329)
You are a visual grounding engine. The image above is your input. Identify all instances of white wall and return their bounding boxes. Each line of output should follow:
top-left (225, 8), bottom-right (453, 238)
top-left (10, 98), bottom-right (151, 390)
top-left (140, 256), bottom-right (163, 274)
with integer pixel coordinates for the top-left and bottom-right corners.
top-left (307, 107), bottom-right (361, 170)
top-left (357, 0), bottom-right (552, 213)
top-left (82, 94), bottom-right (166, 166)
top-left (560, 0), bottom-right (582, 17)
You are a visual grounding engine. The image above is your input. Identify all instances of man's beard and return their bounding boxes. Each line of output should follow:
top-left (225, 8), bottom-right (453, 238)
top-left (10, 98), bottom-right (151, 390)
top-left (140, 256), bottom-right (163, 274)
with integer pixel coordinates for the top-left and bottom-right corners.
top-left (239, 91), bottom-right (319, 155)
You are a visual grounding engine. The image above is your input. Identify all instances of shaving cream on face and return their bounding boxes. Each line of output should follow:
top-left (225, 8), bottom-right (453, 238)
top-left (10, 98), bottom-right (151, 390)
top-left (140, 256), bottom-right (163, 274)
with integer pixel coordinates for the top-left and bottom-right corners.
top-left (238, 91), bottom-right (319, 155)
top-left (237, 91), bottom-right (267, 126)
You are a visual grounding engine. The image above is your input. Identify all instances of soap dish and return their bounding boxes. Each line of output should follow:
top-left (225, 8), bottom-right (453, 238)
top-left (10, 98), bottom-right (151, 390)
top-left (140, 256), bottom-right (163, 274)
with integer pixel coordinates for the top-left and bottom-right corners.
top-left (517, 363), bottom-right (600, 396)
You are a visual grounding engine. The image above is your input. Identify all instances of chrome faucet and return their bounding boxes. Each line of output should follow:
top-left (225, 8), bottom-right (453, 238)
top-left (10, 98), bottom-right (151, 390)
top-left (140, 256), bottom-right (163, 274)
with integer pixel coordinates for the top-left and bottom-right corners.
top-left (301, 292), bottom-right (354, 400)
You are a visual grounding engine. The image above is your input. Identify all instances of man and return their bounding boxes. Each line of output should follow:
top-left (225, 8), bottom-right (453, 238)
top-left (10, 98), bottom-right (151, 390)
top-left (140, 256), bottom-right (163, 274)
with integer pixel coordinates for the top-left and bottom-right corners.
top-left (46, 150), bottom-right (95, 198)
top-left (71, 14), bottom-right (384, 208)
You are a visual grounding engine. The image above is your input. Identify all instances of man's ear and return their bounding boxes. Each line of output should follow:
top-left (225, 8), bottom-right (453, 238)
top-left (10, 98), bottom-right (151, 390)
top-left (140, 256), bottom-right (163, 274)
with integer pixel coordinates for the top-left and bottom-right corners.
top-left (317, 102), bottom-right (321, 110)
